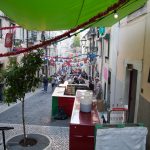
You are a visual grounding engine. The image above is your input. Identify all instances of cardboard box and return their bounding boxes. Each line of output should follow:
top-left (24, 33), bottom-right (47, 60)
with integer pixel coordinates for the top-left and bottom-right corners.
top-left (97, 100), bottom-right (104, 112)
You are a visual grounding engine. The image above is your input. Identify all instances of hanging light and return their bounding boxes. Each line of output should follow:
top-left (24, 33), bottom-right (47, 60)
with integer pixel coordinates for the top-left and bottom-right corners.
top-left (114, 10), bottom-right (119, 19)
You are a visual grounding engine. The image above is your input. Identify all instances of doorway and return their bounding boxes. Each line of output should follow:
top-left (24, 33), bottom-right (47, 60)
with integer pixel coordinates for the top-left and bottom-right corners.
top-left (128, 69), bottom-right (138, 123)
top-left (107, 70), bottom-right (111, 108)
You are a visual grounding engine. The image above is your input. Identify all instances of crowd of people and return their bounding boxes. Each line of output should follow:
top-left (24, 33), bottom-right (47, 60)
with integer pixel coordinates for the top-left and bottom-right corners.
top-left (41, 69), bottom-right (102, 99)
top-left (41, 73), bottom-right (66, 92)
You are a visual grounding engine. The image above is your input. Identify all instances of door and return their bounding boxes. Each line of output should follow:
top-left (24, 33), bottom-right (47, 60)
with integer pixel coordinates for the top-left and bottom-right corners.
top-left (107, 70), bottom-right (111, 108)
top-left (128, 69), bottom-right (137, 123)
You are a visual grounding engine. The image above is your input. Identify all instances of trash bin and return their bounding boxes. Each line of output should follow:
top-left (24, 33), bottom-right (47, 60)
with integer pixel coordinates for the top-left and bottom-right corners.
top-left (80, 91), bottom-right (93, 113)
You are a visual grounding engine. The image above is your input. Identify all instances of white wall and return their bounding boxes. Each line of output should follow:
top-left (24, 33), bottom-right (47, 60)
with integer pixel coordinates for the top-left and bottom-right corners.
top-left (0, 11), bottom-right (11, 68)
top-left (108, 23), bottom-right (120, 107)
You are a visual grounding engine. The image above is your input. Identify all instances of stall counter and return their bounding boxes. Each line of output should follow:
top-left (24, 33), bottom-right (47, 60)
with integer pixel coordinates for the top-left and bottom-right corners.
top-left (69, 97), bottom-right (100, 150)
top-left (52, 87), bottom-right (75, 117)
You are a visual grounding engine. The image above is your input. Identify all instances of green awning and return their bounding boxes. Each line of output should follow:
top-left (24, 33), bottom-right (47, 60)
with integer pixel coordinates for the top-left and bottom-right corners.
top-left (0, 0), bottom-right (147, 31)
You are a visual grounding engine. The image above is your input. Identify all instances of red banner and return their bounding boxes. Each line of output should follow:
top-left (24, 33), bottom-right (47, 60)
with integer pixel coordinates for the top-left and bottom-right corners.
top-left (5, 33), bottom-right (13, 48)
top-left (13, 47), bottom-right (25, 51)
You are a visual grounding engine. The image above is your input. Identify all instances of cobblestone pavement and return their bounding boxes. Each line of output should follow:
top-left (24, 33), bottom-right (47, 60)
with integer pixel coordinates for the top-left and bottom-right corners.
top-left (0, 85), bottom-right (45, 114)
top-left (0, 84), bottom-right (70, 126)
top-left (0, 84), bottom-right (70, 149)
top-left (0, 123), bottom-right (69, 150)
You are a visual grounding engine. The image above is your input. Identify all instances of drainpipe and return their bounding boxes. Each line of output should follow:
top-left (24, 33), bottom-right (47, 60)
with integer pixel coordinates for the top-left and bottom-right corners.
top-left (89, 38), bottom-right (92, 77)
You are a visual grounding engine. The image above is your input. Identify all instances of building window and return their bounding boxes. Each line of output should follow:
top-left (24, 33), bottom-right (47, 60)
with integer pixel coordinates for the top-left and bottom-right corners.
top-left (0, 19), bottom-right (2, 38)
top-left (31, 31), bottom-right (37, 42)
top-left (21, 28), bottom-right (24, 42)
top-left (99, 38), bottom-right (102, 57)
top-left (10, 23), bottom-right (15, 42)
top-left (104, 33), bottom-right (110, 60)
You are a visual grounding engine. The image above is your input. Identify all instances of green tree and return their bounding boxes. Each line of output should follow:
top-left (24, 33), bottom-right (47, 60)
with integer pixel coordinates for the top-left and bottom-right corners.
top-left (3, 50), bottom-right (44, 145)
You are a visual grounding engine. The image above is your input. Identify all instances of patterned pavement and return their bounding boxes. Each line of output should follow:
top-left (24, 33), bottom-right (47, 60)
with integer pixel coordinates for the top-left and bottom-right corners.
top-left (0, 85), bottom-right (70, 150)
top-left (0, 123), bottom-right (69, 150)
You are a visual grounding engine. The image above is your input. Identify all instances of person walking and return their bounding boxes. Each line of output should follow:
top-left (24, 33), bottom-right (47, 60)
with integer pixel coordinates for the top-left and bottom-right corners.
top-left (51, 76), bottom-right (56, 92)
top-left (94, 77), bottom-right (102, 98)
top-left (89, 76), bottom-right (94, 92)
top-left (43, 75), bottom-right (48, 92)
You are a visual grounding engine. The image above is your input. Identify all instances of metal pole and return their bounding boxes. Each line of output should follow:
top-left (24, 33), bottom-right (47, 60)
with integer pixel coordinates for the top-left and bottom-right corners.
top-left (100, 38), bottom-right (104, 81)
top-left (0, 127), bottom-right (14, 150)
top-left (92, 35), bottom-right (94, 78)
top-left (2, 130), bottom-right (6, 150)
top-left (45, 48), bottom-right (48, 77)
top-left (89, 38), bottom-right (91, 77)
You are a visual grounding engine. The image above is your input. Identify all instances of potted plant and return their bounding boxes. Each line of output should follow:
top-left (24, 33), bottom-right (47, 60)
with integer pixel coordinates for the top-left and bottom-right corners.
top-left (3, 50), bottom-right (44, 146)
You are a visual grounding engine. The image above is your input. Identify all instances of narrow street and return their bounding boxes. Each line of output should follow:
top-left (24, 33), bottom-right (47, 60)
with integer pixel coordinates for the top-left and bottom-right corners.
top-left (0, 85), bottom-right (70, 127)
top-left (0, 0), bottom-right (149, 149)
